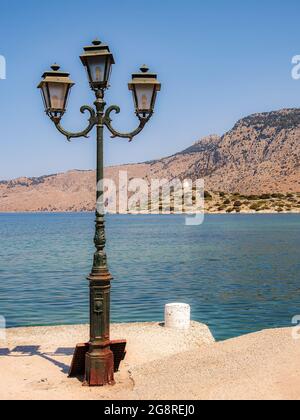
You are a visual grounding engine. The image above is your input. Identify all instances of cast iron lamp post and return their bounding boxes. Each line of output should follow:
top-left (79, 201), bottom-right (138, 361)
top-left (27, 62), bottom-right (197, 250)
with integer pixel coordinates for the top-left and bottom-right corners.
top-left (38, 39), bottom-right (161, 387)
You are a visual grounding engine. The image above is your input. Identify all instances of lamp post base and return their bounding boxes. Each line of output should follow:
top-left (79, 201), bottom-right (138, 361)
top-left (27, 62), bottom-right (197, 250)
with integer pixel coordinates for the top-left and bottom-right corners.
top-left (84, 346), bottom-right (115, 387)
top-left (69, 340), bottom-right (127, 387)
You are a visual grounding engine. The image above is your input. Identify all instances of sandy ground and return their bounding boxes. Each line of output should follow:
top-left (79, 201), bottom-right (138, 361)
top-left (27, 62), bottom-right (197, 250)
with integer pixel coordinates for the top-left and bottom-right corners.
top-left (0, 322), bottom-right (300, 400)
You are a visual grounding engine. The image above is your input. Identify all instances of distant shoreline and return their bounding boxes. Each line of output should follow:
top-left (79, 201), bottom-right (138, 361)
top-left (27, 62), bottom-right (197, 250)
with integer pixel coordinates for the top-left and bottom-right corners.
top-left (1, 211), bottom-right (300, 215)
top-left (2, 191), bottom-right (300, 215)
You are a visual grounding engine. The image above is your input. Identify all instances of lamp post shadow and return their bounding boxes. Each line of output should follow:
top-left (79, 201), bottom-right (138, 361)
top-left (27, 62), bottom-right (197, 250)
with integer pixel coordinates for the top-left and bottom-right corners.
top-left (0, 346), bottom-right (74, 377)
top-left (0, 342), bottom-right (127, 384)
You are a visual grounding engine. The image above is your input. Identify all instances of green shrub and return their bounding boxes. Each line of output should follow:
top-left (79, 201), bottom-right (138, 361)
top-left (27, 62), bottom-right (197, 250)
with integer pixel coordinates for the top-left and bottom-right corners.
top-left (204, 191), bottom-right (213, 200)
top-left (250, 203), bottom-right (261, 211)
top-left (234, 201), bottom-right (242, 207)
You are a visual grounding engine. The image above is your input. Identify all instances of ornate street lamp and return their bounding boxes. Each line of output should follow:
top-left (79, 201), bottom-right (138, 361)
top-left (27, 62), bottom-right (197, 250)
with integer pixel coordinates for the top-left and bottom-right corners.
top-left (38, 64), bottom-right (74, 123)
top-left (38, 39), bottom-right (160, 387)
top-left (80, 39), bottom-right (115, 91)
top-left (129, 64), bottom-right (161, 118)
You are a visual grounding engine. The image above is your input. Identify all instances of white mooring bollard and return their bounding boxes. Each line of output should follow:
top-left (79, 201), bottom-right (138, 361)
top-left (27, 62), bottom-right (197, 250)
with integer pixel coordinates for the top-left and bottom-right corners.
top-left (165, 303), bottom-right (191, 330)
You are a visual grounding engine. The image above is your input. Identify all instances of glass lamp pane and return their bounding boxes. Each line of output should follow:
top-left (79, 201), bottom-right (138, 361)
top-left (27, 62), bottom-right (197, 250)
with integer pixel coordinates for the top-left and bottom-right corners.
top-left (64, 86), bottom-right (71, 110)
top-left (135, 84), bottom-right (154, 111)
top-left (87, 56), bottom-right (107, 83)
top-left (41, 84), bottom-right (50, 109)
top-left (48, 82), bottom-right (68, 110)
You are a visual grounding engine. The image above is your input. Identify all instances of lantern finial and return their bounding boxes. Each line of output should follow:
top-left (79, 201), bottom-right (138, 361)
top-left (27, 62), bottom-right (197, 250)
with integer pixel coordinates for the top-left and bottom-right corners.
top-left (140, 65), bottom-right (149, 73)
top-left (51, 64), bottom-right (60, 72)
top-left (92, 39), bottom-right (102, 46)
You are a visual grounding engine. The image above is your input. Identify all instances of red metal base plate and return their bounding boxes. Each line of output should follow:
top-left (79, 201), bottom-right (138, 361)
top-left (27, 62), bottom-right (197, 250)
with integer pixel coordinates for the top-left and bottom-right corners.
top-left (69, 340), bottom-right (127, 378)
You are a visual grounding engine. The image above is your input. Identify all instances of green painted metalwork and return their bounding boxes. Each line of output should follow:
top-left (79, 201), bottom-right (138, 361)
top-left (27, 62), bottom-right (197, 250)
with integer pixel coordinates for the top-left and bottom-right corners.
top-left (38, 38), bottom-right (160, 387)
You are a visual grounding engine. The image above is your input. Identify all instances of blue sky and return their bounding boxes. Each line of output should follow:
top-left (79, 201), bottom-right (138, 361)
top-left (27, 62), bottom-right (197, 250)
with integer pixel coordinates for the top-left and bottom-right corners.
top-left (0, 0), bottom-right (299, 179)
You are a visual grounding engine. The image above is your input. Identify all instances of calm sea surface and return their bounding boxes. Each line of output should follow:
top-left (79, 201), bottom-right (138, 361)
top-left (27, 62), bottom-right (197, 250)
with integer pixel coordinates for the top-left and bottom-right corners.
top-left (0, 213), bottom-right (299, 341)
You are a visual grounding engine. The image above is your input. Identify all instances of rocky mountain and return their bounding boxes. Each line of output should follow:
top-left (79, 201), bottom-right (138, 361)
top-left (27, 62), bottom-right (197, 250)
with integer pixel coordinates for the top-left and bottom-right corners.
top-left (0, 108), bottom-right (299, 212)
top-left (147, 109), bottom-right (300, 194)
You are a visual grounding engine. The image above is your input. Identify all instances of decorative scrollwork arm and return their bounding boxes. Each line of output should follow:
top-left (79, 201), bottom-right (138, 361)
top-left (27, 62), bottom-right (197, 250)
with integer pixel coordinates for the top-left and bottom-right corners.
top-left (54, 106), bottom-right (97, 141)
top-left (104, 105), bottom-right (152, 142)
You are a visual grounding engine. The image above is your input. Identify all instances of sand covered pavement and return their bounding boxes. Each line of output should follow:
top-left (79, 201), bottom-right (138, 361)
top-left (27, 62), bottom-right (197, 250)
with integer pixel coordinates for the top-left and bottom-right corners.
top-left (0, 322), bottom-right (300, 400)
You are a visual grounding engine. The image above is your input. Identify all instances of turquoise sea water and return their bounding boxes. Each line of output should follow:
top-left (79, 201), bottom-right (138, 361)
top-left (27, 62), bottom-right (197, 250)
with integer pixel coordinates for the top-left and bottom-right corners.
top-left (0, 213), bottom-right (299, 341)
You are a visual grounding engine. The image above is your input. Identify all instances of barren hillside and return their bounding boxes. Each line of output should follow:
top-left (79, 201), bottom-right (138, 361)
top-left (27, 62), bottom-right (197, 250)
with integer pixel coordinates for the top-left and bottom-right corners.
top-left (0, 109), bottom-right (299, 212)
